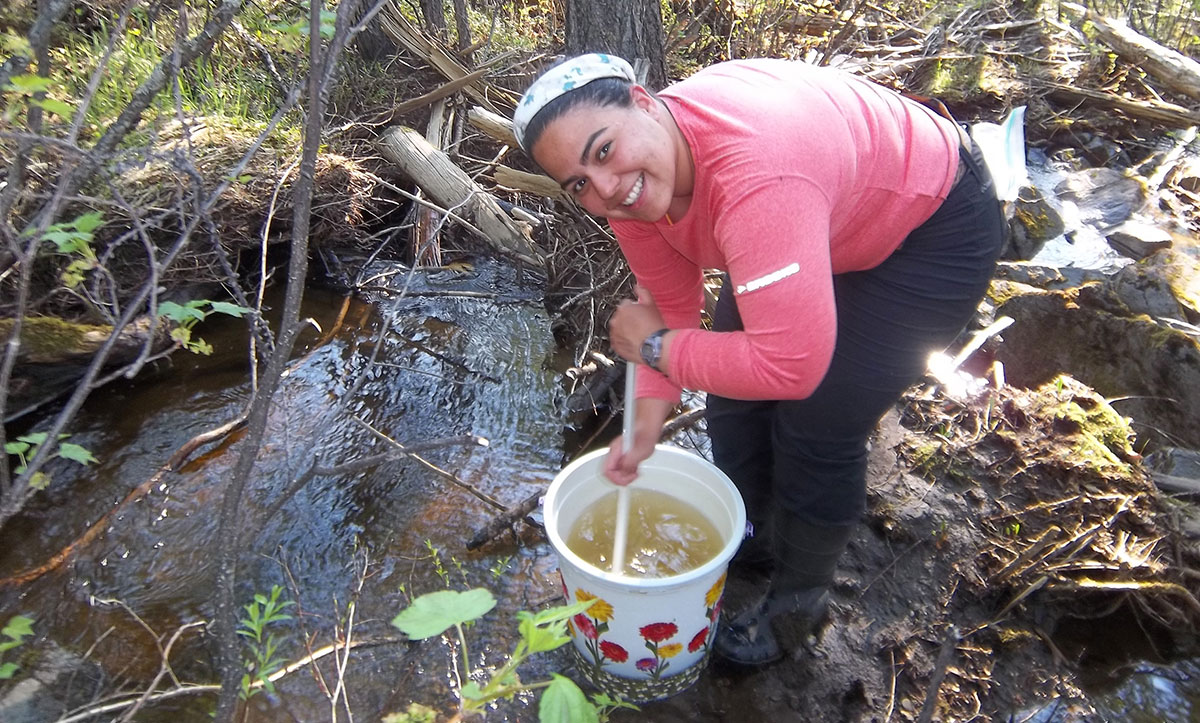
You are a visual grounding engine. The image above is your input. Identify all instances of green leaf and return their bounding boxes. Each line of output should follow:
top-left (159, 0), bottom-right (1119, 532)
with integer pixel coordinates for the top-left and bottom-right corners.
top-left (31, 97), bottom-right (73, 117)
top-left (2, 615), bottom-right (34, 641)
top-left (5, 74), bottom-right (54, 94)
top-left (72, 212), bottom-right (104, 234)
top-left (517, 611), bottom-right (570, 654)
top-left (17, 433), bottom-right (48, 446)
top-left (28, 471), bottom-right (50, 490)
top-left (4, 441), bottom-right (30, 456)
top-left (157, 300), bottom-right (206, 324)
top-left (56, 443), bottom-right (98, 465)
top-left (0, 662), bottom-right (17, 679)
top-left (208, 301), bottom-right (250, 318)
top-left (460, 681), bottom-right (484, 702)
top-left (527, 598), bottom-right (594, 626)
top-left (391, 588), bottom-right (496, 639)
top-left (538, 674), bottom-right (598, 723)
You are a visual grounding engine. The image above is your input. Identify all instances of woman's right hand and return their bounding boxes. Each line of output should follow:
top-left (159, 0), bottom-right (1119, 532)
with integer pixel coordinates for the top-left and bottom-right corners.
top-left (602, 397), bottom-right (675, 485)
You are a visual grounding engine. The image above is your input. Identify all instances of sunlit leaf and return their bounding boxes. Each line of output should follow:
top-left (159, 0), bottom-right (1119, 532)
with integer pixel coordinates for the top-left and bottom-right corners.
top-left (28, 472), bottom-right (50, 490)
top-left (17, 433), bottom-right (47, 446)
top-left (31, 97), bottom-right (73, 117)
top-left (57, 443), bottom-right (97, 465)
top-left (517, 611), bottom-right (570, 654)
top-left (4, 74), bottom-right (54, 94)
top-left (0, 662), bottom-right (17, 679)
top-left (460, 681), bottom-right (484, 701)
top-left (538, 674), bottom-right (598, 723)
top-left (4, 441), bottom-right (30, 456)
top-left (391, 588), bottom-right (496, 639)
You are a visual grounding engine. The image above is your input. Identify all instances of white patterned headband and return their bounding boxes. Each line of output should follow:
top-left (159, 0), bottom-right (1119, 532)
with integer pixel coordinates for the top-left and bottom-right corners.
top-left (513, 53), bottom-right (637, 151)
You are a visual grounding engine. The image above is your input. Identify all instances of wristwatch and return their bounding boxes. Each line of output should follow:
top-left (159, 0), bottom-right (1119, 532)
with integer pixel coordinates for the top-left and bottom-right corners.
top-left (640, 328), bottom-right (669, 372)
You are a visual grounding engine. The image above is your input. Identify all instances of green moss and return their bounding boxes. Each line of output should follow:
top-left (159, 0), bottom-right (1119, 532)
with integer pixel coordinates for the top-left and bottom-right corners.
top-left (1042, 377), bottom-right (1135, 471)
top-left (0, 316), bottom-right (111, 361)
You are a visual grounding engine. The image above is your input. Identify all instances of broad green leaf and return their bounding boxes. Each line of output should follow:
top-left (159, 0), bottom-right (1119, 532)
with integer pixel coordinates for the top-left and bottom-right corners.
top-left (0, 661), bottom-right (17, 679)
top-left (28, 472), bottom-right (50, 490)
top-left (460, 681), bottom-right (484, 701)
top-left (208, 301), bottom-right (250, 317)
top-left (4, 441), bottom-right (30, 456)
top-left (18, 433), bottom-right (48, 446)
top-left (31, 97), bottom-right (73, 117)
top-left (157, 300), bottom-right (206, 323)
top-left (538, 675), bottom-right (598, 723)
top-left (57, 443), bottom-right (97, 465)
top-left (2, 615), bottom-right (34, 641)
top-left (391, 588), bottom-right (495, 639)
top-left (5, 74), bottom-right (54, 94)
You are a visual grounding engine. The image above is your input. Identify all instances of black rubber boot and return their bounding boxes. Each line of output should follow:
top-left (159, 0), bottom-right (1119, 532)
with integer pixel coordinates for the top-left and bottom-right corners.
top-left (715, 511), bottom-right (855, 665)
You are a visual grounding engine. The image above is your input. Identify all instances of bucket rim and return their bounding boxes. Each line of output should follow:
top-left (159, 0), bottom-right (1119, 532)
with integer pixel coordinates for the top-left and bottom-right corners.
top-left (543, 444), bottom-right (746, 589)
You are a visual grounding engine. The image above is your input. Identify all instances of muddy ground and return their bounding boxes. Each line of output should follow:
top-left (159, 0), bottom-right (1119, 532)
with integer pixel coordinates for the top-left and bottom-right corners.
top-left (552, 376), bottom-right (1199, 723)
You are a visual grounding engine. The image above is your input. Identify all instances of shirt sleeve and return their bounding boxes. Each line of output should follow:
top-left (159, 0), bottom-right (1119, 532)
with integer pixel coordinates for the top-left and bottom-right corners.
top-left (610, 224), bottom-right (704, 404)
top-left (670, 176), bottom-right (838, 401)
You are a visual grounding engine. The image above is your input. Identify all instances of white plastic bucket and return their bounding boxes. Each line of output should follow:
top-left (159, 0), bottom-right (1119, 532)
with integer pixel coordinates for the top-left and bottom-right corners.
top-left (543, 444), bottom-right (746, 702)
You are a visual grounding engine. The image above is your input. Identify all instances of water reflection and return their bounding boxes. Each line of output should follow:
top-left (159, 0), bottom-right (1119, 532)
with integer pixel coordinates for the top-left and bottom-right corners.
top-left (0, 258), bottom-right (568, 720)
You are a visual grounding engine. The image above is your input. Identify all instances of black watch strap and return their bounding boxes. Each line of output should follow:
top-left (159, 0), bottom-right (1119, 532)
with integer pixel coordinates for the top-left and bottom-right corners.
top-left (640, 328), bottom-right (669, 372)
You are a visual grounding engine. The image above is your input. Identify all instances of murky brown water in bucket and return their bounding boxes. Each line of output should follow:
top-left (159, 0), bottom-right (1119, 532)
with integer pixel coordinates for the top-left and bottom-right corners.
top-left (565, 488), bottom-right (722, 577)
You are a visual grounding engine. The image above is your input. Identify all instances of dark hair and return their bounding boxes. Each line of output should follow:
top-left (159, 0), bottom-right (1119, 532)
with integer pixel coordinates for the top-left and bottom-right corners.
top-left (523, 76), bottom-right (634, 154)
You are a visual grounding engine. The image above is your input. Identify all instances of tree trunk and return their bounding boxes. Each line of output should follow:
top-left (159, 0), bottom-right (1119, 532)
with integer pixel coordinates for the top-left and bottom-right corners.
top-left (564, 0), bottom-right (667, 89)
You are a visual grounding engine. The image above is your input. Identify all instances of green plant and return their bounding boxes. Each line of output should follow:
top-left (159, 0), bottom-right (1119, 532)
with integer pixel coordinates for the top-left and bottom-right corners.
top-left (391, 588), bottom-right (638, 722)
top-left (0, 615), bottom-right (35, 679)
top-left (22, 211), bottom-right (103, 288)
top-left (5, 433), bottom-right (97, 490)
top-left (2, 72), bottom-right (75, 123)
top-left (237, 585), bottom-right (295, 699)
top-left (156, 299), bottom-right (250, 355)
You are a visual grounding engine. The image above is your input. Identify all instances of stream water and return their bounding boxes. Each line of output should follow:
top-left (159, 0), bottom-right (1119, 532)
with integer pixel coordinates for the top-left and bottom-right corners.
top-left (0, 258), bottom-right (571, 720)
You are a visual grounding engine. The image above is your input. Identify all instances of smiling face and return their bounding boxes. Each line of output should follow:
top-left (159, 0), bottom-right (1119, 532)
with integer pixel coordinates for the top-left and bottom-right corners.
top-left (530, 86), bottom-right (689, 223)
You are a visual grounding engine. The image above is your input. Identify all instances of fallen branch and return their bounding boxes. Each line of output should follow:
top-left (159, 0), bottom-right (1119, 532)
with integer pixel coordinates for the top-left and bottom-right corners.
top-left (1040, 80), bottom-right (1200, 129)
top-left (378, 125), bottom-right (543, 266)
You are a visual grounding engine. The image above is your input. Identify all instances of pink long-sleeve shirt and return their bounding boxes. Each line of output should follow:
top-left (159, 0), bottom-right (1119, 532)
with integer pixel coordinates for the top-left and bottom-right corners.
top-left (609, 59), bottom-right (961, 402)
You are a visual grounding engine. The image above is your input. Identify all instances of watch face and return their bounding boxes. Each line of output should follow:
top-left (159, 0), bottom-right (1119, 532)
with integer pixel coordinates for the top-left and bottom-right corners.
top-left (641, 330), bottom-right (664, 369)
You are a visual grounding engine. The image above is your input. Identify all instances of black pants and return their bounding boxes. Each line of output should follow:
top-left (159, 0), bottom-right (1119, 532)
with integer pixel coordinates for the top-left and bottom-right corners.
top-left (706, 140), bottom-right (1006, 529)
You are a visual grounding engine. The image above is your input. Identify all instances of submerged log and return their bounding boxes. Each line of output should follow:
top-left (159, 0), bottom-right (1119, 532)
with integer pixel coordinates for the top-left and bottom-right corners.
top-left (378, 126), bottom-right (543, 266)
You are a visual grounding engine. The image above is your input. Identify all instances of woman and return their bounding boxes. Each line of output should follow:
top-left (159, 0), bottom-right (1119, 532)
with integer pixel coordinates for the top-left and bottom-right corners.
top-left (514, 53), bottom-right (1005, 665)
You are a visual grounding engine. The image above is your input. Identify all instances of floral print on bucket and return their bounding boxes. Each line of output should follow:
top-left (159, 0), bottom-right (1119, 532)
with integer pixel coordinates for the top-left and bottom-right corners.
top-left (563, 572), bottom-right (729, 702)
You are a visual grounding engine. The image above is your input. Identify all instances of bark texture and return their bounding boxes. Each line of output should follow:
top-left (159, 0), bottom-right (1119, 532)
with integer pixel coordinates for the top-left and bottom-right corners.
top-left (565, 0), bottom-right (667, 89)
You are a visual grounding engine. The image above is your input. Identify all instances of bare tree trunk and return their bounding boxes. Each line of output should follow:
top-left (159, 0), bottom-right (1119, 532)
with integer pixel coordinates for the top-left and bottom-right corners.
top-left (421, 0), bottom-right (446, 39)
top-left (564, 0), bottom-right (667, 89)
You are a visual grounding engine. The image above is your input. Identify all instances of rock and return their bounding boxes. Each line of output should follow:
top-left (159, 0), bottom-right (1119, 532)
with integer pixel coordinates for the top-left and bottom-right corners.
top-left (1145, 447), bottom-right (1200, 478)
top-left (994, 262), bottom-right (1106, 291)
top-left (1006, 185), bottom-right (1065, 261)
top-left (1136, 243), bottom-right (1200, 323)
top-left (1105, 260), bottom-right (1187, 320)
top-left (1105, 220), bottom-right (1174, 260)
top-left (991, 280), bottom-right (1200, 449)
top-left (1053, 167), bottom-right (1146, 227)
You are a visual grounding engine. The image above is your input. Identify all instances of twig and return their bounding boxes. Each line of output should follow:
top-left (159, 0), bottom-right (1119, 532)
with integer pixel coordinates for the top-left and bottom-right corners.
top-left (467, 490), bottom-right (543, 550)
top-left (916, 626), bottom-right (960, 723)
